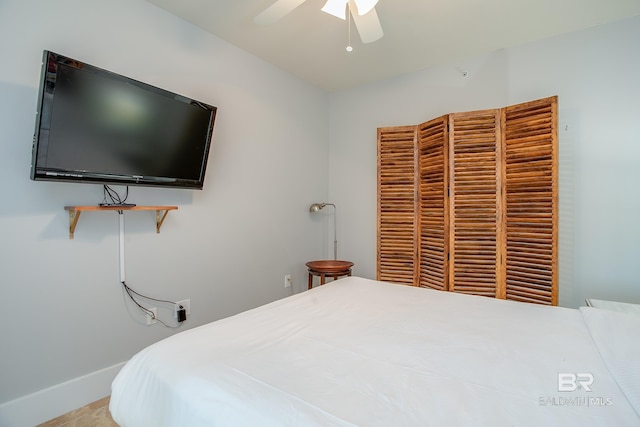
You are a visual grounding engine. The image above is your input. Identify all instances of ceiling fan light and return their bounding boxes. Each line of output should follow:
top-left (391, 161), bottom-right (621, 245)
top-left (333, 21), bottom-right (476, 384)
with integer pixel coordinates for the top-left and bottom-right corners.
top-left (353, 0), bottom-right (378, 15)
top-left (321, 0), bottom-right (348, 20)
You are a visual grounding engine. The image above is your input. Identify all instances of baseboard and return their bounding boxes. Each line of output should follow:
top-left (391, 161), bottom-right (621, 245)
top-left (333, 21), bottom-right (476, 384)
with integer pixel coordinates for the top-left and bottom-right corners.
top-left (0, 361), bottom-right (126, 427)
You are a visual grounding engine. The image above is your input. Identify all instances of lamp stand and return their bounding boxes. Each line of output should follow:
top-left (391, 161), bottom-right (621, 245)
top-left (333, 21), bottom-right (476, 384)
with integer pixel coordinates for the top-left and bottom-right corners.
top-left (309, 202), bottom-right (337, 260)
top-left (332, 205), bottom-right (337, 260)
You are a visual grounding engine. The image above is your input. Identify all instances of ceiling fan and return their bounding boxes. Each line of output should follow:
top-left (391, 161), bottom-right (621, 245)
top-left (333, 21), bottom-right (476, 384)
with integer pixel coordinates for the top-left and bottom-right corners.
top-left (254, 0), bottom-right (383, 44)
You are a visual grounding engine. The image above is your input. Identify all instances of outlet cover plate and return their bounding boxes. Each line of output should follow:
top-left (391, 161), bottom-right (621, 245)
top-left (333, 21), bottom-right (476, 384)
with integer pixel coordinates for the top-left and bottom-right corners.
top-left (175, 299), bottom-right (191, 318)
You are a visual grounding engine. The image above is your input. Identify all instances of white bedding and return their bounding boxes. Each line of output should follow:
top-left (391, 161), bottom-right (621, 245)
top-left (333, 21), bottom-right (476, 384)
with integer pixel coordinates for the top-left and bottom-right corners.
top-left (110, 277), bottom-right (640, 426)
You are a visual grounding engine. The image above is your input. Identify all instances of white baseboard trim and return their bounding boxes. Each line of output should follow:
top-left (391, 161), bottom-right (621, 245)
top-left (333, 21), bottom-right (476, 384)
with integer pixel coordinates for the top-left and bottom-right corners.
top-left (0, 361), bottom-right (126, 427)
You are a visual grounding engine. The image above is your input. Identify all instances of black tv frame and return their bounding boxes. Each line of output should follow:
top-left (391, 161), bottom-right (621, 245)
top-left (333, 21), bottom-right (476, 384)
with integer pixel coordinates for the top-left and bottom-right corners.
top-left (30, 50), bottom-right (217, 190)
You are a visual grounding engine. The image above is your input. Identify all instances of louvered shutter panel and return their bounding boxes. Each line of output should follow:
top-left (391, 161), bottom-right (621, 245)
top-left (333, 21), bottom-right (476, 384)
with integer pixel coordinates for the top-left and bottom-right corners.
top-left (377, 126), bottom-right (418, 284)
top-left (448, 110), bottom-right (503, 297)
top-left (417, 116), bottom-right (449, 290)
top-left (502, 97), bottom-right (558, 305)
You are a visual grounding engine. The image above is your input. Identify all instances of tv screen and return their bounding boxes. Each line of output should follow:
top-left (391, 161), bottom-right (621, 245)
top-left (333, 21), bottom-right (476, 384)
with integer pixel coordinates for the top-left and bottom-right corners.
top-left (31, 50), bottom-right (217, 189)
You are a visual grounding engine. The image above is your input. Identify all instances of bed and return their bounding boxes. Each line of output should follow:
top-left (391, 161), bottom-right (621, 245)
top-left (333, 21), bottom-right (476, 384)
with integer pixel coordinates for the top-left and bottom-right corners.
top-left (110, 276), bottom-right (640, 426)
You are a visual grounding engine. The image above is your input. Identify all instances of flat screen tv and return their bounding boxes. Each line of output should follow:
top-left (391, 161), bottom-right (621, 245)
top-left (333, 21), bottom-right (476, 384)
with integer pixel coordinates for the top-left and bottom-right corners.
top-left (31, 50), bottom-right (217, 189)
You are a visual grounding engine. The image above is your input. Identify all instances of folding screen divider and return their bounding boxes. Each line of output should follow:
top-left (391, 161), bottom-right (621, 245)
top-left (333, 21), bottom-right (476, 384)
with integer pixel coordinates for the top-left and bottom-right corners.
top-left (377, 96), bottom-right (558, 305)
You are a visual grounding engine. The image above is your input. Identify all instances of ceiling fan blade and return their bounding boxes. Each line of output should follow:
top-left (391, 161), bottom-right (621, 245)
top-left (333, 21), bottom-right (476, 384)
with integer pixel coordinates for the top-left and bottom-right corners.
top-left (350, 3), bottom-right (383, 43)
top-left (254, 0), bottom-right (308, 25)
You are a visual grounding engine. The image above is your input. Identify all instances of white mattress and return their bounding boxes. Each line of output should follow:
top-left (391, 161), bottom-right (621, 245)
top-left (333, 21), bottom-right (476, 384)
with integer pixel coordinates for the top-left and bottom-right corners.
top-left (110, 277), bottom-right (640, 426)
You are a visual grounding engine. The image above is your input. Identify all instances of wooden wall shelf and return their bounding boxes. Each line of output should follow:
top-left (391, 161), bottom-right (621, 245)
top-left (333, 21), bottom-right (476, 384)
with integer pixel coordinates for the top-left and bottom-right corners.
top-left (64, 205), bottom-right (178, 239)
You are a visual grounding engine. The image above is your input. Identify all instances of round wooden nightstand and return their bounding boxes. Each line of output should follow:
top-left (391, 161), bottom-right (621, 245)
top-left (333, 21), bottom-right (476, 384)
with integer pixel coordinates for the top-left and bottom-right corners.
top-left (306, 260), bottom-right (354, 289)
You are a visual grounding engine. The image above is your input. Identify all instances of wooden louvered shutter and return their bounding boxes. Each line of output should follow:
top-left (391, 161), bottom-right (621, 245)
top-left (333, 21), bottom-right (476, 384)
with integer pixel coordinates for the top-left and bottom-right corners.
top-left (377, 126), bottom-right (418, 284)
top-left (417, 116), bottom-right (449, 290)
top-left (448, 110), bottom-right (503, 297)
top-left (502, 96), bottom-right (558, 305)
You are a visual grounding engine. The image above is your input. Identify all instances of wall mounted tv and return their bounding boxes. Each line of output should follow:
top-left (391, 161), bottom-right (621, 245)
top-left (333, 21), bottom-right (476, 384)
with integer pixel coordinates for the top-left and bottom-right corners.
top-left (31, 50), bottom-right (217, 189)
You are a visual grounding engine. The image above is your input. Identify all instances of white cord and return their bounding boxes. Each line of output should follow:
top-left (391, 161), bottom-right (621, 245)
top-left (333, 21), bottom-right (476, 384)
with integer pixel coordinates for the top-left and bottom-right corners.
top-left (119, 212), bottom-right (125, 282)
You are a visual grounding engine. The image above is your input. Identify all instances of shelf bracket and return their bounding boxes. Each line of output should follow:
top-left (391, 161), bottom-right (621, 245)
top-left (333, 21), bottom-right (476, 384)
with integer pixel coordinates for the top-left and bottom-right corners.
top-left (156, 209), bottom-right (171, 234)
top-left (68, 209), bottom-right (81, 239)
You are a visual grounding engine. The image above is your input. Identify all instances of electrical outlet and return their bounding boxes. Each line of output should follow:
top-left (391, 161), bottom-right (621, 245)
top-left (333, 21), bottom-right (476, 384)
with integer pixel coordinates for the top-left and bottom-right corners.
top-left (284, 274), bottom-right (292, 288)
top-left (147, 307), bottom-right (157, 325)
top-left (175, 299), bottom-right (191, 318)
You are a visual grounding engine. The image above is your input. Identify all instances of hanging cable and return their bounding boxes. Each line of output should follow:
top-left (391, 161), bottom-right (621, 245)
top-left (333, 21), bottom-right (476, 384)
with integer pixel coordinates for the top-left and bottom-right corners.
top-left (121, 280), bottom-right (183, 329)
top-left (101, 185), bottom-right (131, 206)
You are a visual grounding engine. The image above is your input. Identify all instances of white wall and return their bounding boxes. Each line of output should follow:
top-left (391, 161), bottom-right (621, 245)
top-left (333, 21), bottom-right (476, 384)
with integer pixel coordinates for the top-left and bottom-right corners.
top-left (0, 0), bottom-right (329, 424)
top-left (329, 16), bottom-right (640, 309)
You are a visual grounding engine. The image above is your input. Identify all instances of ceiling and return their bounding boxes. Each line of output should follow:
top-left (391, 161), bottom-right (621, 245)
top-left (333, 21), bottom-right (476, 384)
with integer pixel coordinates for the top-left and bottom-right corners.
top-left (144, 0), bottom-right (640, 92)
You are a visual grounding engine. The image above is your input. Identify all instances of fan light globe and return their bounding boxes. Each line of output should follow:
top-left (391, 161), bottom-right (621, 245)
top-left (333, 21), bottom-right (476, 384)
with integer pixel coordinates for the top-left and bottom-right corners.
top-left (321, 0), bottom-right (379, 19)
top-left (321, 0), bottom-right (347, 19)
top-left (257, 0), bottom-right (383, 45)
top-left (354, 0), bottom-right (378, 15)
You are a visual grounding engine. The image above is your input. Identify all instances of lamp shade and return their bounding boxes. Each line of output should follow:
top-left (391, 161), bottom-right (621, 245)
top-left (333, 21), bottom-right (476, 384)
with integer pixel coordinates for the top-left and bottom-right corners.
top-left (309, 203), bottom-right (326, 213)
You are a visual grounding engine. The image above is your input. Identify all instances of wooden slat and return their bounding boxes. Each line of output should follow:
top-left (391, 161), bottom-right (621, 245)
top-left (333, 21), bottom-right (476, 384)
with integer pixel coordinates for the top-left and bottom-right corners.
top-left (377, 126), bottom-right (418, 285)
top-left (417, 116), bottom-right (448, 290)
top-left (502, 96), bottom-right (558, 305)
top-left (449, 109), bottom-right (502, 298)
